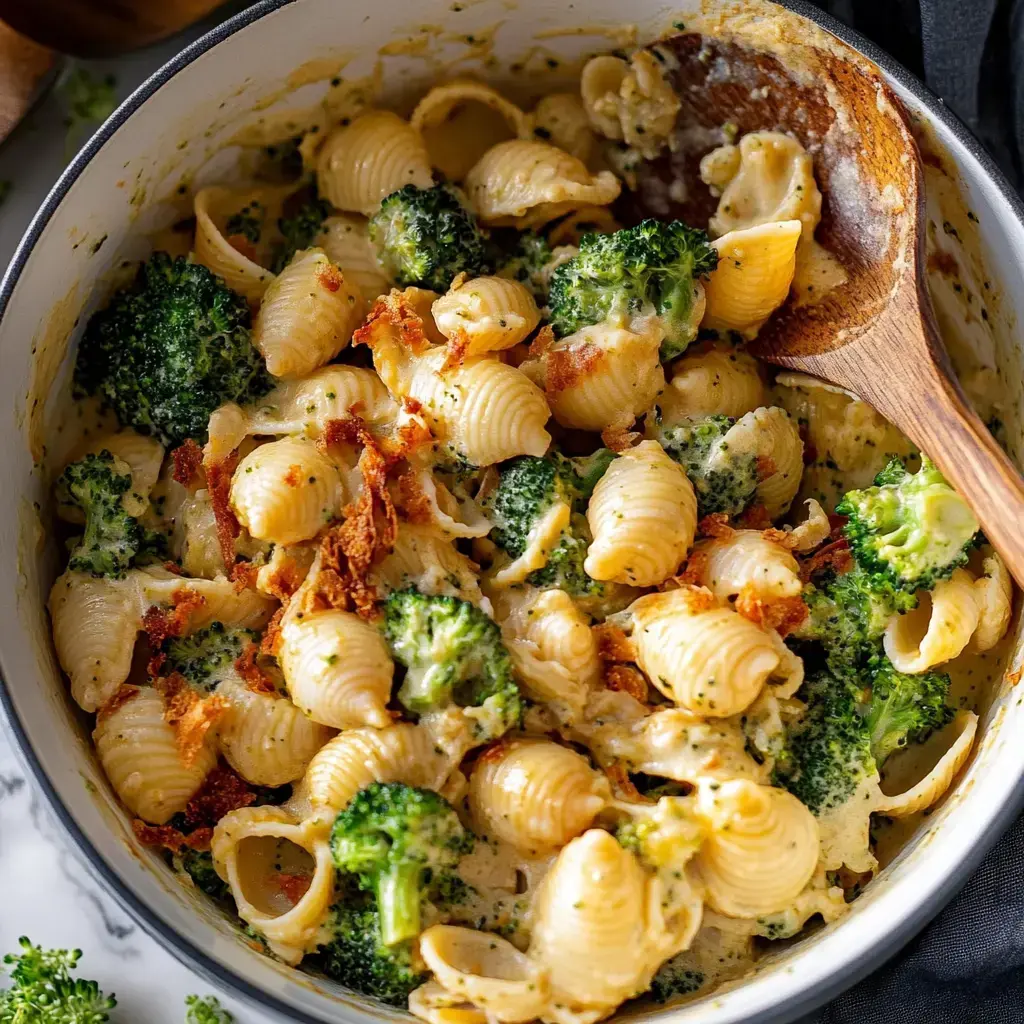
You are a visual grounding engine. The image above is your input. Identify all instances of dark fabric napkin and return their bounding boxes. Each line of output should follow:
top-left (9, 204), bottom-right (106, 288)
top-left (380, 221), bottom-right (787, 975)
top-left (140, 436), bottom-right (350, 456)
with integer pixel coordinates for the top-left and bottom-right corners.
top-left (799, 2), bottom-right (1024, 1020)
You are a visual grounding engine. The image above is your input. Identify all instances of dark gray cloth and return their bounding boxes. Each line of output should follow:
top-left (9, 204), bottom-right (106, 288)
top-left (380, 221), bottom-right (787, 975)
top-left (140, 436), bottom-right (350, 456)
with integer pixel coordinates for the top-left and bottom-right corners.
top-left (801, 3), bottom-right (1024, 1020)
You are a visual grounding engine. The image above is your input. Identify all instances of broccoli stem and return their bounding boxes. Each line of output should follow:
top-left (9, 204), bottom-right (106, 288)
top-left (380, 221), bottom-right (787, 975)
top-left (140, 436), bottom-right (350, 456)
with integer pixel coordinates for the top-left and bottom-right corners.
top-left (378, 861), bottom-right (423, 946)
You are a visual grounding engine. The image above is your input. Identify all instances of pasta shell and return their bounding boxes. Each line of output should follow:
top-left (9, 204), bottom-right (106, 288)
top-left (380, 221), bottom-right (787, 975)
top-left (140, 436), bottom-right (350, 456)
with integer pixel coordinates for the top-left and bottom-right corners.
top-left (522, 589), bottom-right (601, 689)
top-left (696, 530), bottom-right (802, 602)
top-left (531, 93), bottom-right (596, 163)
top-left (230, 437), bottom-right (344, 545)
top-left (970, 552), bottom-right (1013, 652)
top-left (74, 430), bottom-right (164, 504)
top-left (371, 521), bottom-right (484, 606)
top-left (657, 341), bottom-right (767, 422)
top-left (138, 569), bottom-right (277, 630)
top-left (585, 441), bottom-right (696, 587)
top-left (216, 679), bottom-right (333, 787)
top-left (253, 248), bottom-right (365, 379)
top-left (694, 779), bottom-right (819, 918)
top-left (315, 214), bottom-right (392, 303)
top-left (469, 738), bottom-right (610, 851)
top-left (465, 139), bottom-right (620, 229)
top-left (702, 220), bottom-right (802, 339)
top-left (279, 608), bottom-right (393, 729)
top-left (94, 687), bottom-right (216, 824)
top-left (317, 111), bottom-right (434, 215)
top-left (432, 276), bottom-right (541, 355)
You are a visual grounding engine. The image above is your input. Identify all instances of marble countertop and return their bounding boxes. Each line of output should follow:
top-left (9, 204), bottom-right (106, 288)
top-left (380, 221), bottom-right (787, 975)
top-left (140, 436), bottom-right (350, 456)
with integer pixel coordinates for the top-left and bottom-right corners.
top-left (0, 11), bottom-right (279, 1020)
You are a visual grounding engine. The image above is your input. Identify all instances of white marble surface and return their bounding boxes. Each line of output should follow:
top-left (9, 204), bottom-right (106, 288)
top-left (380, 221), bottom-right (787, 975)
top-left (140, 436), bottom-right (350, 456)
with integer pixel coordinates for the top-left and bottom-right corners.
top-left (0, 9), bottom-right (281, 1019)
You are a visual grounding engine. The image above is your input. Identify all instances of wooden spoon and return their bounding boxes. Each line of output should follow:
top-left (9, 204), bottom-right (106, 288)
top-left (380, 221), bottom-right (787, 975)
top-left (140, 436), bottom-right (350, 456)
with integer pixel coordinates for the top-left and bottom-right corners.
top-left (0, 20), bottom-right (55, 144)
top-left (621, 31), bottom-right (1024, 587)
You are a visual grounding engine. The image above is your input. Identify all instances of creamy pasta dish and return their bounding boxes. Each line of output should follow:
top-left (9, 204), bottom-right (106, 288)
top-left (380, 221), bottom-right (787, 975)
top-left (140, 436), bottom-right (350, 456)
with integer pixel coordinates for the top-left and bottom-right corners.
top-left (46, 40), bottom-right (1014, 1021)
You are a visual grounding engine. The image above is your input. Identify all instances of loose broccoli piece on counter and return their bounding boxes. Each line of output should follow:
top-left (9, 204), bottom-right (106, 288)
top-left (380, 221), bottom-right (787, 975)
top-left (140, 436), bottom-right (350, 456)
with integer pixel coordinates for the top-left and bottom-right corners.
top-left (185, 994), bottom-right (234, 1023)
top-left (172, 848), bottom-right (232, 902)
top-left (330, 782), bottom-right (473, 947)
top-left (56, 451), bottom-right (147, 578)
top-left (163, 621), bottom-right (260, 692)
top-left (314, 900), bottom-right (427, 1006)
top-left (496, 231), bottom-right (554, 299)
top-left (864, 660), bottom-right (954, 766)
top-left (75, 252), bottom-right (272, 447)
top-left (774, 670), bottom-right (877, 814)
top-left (369, 184), bottom-right (493, 292)
top-left (654, 415), bottom-right (759, 517)
top-left (0, 936), bottom-right (115, 1021)
top-left (645, 956), bottom-right (705, 1004)
top-left (383, 588), bottom-right (522, 737)
top-left (270, 188), bottom-right (333, 273)
top-left (548, 219), bottom-right (718, 360)
top-left (836, 456), bottom-right (979, 592)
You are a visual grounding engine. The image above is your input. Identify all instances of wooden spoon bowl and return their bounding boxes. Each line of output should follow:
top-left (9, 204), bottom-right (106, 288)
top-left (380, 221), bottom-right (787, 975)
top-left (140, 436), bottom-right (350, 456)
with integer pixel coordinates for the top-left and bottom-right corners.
top-left (622, 28), bottom-right (1024, 586)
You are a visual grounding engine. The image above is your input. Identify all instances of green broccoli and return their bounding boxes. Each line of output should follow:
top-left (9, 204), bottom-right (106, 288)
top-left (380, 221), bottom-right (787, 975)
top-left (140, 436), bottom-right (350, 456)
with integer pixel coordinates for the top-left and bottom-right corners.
top-left (172, 848), bottom-right (232, 902)
top-left (0, 936), bottom-right (115, 1022)
top-left (313, 899), bottom-right (427, 1006)
top-left (654, 415), bottom-right (759, 517)
top-left (369, 184), bottom-right (493, 292)
top-left (271, 189), bottom-right (333, 273)
top-left (864, 659), bottom-right (955, 766)
top-left (60, 67), bottom-right (117, 158)
top-left (497, 231), bottom-right (553, 300)
top-left (330, 782), bottom-right (473, 946)
top-left (773, 669), bottom-right (877, 814)
top-left (185, 994), bottom-right (234, 1023)
top-left (645, 956), bottom-right (705, 1004)
top-left (163, 621), bottom-right (260, 692)
top-left (548, 220), bottom-right (718, 360)
top-left (383, 588), bottom-right (522, 738)
top-left (75, 253), bottom-right (272, 447)
top-left (836, 457), bottom-right (979, 592)
top-left (56, 451), bottom-right (147, 578)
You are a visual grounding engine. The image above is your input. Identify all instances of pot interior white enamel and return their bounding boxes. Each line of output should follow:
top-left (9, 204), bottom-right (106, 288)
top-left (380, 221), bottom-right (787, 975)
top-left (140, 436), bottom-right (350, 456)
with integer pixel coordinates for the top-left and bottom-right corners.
top-left (1, 0), bottom-right (1022, 1021)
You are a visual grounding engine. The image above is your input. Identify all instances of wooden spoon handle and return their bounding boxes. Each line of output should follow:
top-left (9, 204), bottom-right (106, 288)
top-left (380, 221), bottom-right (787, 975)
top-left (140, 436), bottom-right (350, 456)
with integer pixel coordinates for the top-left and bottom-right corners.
top-left (0, 20), bottom-right (54, 143)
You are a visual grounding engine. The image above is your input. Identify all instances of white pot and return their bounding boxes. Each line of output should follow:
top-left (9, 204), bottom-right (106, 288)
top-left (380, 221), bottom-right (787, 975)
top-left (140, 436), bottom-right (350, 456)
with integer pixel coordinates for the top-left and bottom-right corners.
top-left (0, 0), bottom-right (1021, 1021)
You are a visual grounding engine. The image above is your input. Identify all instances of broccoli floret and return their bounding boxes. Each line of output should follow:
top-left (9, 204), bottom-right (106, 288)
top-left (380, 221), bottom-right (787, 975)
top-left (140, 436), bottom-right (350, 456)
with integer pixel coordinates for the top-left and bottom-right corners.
top-left (75, 253), bottom-right (272, 447)
top-left (314, 900), bottom-right (427, 1006)
top-left (56, 451), bottom-right (147, 578)
top-left (773, 670), bottom-right (876, 814)
top-left (655, 416), bottom-right (759, 517)
top-left (172, 848), bottom-right (232, 902)
top-left (271, 189), bottom-right (332, 273)
top-left (225, 201), bottom-right (264, 244)
top-left (865, 660), bottom-right (954, 766)
top-left (330, 782), bottom-right (473, 947)
top-left (383, 588), bottom-right (522, 737)
top-left (163, 621), bottom-right (259, 692)
top-left (836, 457), bottom-right (979, 592)
top-left (185, 994), bottom-right (234, 1023)
top-left (1, 936), bottom-right (116, 1022)
top-left (369, 184), bottom-right (493, 292)
top-left (497, 231), bottom-right (553, 300)
top-left (645, 956), bottom-right (705, 1004)
top-left (548, 220), bottom-right (718, 360)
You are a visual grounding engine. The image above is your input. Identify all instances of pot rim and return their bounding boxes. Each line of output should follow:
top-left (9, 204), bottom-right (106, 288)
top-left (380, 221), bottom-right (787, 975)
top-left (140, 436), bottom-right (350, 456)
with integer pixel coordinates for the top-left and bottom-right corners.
top-left (1, 1), bottom-right (1022, 1021)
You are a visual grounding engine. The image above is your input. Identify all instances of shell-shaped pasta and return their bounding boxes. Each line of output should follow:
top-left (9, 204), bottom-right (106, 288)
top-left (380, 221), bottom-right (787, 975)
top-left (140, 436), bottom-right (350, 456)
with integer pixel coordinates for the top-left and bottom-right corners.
top-left (216, 680), bottom-right (333, 787)
top-left (531, 93), bottom-right (596, 163)
top-left (138, 568), bottom-right (278, 630)
top-left (94, 687), bottom-right (216, 824)
top-left (694, 779), bottom-right (819, 918)
top-left (80, 431), bottom-right (164, 502)
top-left (465, 140), bottom-right (621, 229)
top-left (546, 206), bottom-right (621, 248)
top-left (405, 350), bottom-right (551, 466)
top-left (630, 589), bottom-right (793, 717)
top-left (245, 365), bottom-right (396, 438)
top-left (409, 981), bottom-right (488, 1024)
top-left (696, 531), bottom-right (802, 602)
top-left (211, 806), bottom-right (334, 960)
top-left (252, 248), bottom-right (365, 379)
top-left (371, 521), bottom-right (484, 605)
top-left (658, 342), bottom-right (767, 423)
top-left (230, 437), bottom-right (344, 545)
top-left (702, 220), bottom-right (802, 339)
top-left (49, 571), bottom-right (140, 712)
top-left (315, 215), bottom-right (392, 303)
top-left (175, 490), bottom-right (230, 578)
top-left (529, 829), bottom-right (669, 1019)
top-left (317, 110), bottom-right (433, 215)
top-left (304, 723), bottom-right (451, 820)
top-left (585, 441), bottom-right (696, 587)
top-left (193, 186), bottom-right (275, 302)
top-left (400, 466), bottom-right (491, 540)
top-left (412, 80), bottom-right (531, 182)
top-left (505, 639), bottom-right (590, 724)
top-left (432, 276), bottom-right (541, 355)
top-left (420, 926), bottom-right (550, 1023)
top-left (523, 590), bottom-right (601, 689)
top-left (714, 407), bottom-right (804, 519)
top-left (279, 609), bottom-right (393, 729)
top-left (883, 569), bottom-right (980, 673)
top-left (970, 552), bottom-right (1013, 653)
top-left (702, 132), bottom-right (822, 242)
top-left (468, 738), bottom-right (609, 852)
top-left (543, 322), bottom-right (665, 433)
top-left (580, 50), bottom-right (680, 159)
